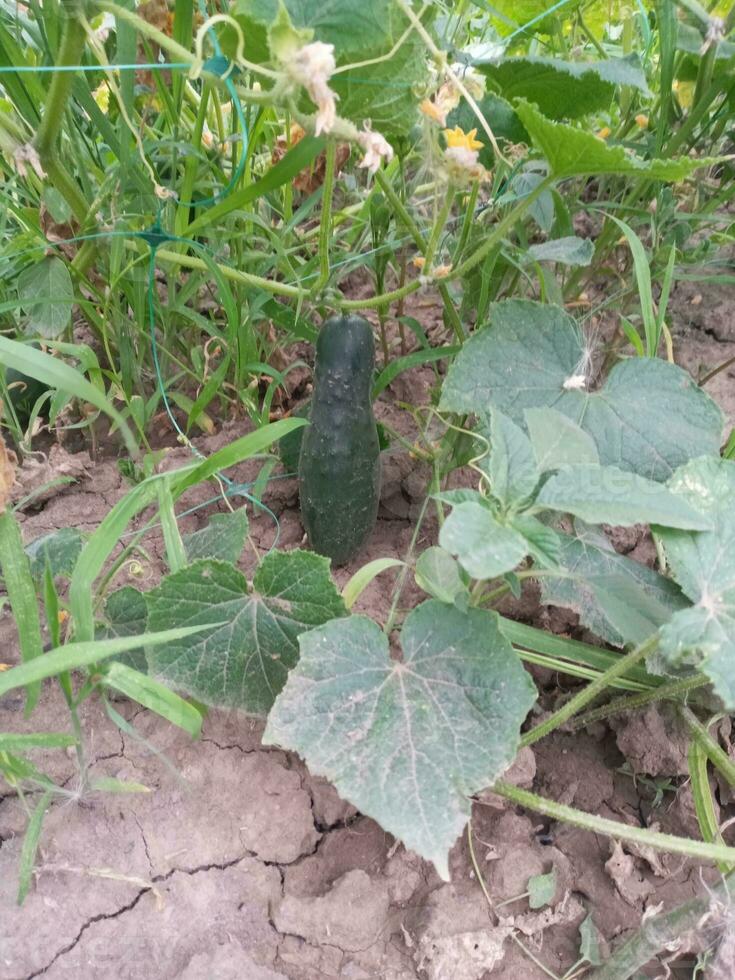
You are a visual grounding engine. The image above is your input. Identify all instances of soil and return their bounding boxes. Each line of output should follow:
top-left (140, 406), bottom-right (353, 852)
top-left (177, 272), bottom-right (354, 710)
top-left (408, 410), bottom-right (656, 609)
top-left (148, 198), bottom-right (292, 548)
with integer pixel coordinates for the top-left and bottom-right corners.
top-left (1, 280), bottom-right (734, 980)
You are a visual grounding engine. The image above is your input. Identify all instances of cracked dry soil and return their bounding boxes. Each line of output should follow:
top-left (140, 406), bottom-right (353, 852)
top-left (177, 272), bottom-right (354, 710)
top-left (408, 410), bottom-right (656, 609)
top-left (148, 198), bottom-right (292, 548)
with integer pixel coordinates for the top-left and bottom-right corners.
top-left (2, 279), bottom-right (735, 980)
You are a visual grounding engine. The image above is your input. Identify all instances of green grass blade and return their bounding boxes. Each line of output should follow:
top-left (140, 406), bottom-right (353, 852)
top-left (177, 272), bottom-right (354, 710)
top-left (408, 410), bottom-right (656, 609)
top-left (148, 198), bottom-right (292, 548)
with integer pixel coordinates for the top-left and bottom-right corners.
top-left (0, 624), bottom-right (223, 698)
top-left (102, 662), bottom-right (203, 738)
top-left (0, 508), bottom-right (44, 713)
top-left (0, 338), bottom-right (138, 457)
top-left (17, 789), bottom-right (53, 905)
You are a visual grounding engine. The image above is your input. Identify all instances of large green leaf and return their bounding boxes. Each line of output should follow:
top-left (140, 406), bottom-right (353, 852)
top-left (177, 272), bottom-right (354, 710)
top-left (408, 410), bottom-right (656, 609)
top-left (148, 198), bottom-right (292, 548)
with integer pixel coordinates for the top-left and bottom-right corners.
top-left (16, 257), bottom-right (74, 339)
top-left (515, 101), bottom-right (711, 180)
top-left (145, 551), bottom-right (346, 714)
top-left (536, 464), bottom-right (712, 530)
top-left (232, 0), bottom-right (428, 134)
top-left (476, 56), bottom-right (649, 120)
top-left (655, 458), bottom-right (735, 707)
top-left (264, 600), bottom-right (536, 878)
top-left (540, 524), bottom-right (688, 647)
top-left (439, 300), bottom-right (723, 481)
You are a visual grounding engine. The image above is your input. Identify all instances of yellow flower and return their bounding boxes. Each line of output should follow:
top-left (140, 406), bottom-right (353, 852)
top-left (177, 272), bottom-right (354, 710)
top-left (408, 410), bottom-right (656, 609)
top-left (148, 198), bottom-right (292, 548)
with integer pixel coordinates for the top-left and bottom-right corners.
top-left (0, 664), bottom-right (10, 672)
top-left (92, 82), bottom-right (110, 114)
top-left (420, 98), bottom-right (446, 126)
top-left (635, 114), bottom-right (649, 128)
top-left (412, 256), bottom-right (426, 270)
top-left (443, 126), bottom-right (483, 151)
top-left (597, 126), bottom-right (611, 139)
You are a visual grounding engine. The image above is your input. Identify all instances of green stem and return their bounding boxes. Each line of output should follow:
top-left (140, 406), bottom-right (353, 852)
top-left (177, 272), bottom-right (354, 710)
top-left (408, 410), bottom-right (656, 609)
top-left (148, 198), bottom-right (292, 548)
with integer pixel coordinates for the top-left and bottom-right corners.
top-left (424, 186), bottom-right (454, 269)
top-left (521, 634), bottom-right (659, 747)
top-left (97, 0), bottom-right (196, 65)
top-left (588, 873), bottom-right (734, 980)
top-left (374, 169), bottom-right (465, 343)
top-left (312, 139), bottom-right (337, 296)
top-left (490, 781), bottom-right (735, 864)
top-left (679, 705), bottom-right (735, 788)
top-left (452, 181), bottom-right (479, 264)
top-left (35, 5), bottom-right (87, 162)
top-left (572, 674), bottom-right (710, 730)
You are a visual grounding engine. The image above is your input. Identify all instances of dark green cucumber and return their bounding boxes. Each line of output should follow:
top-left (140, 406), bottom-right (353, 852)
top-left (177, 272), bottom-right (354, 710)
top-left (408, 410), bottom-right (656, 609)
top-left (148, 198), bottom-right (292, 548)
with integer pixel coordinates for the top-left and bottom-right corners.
top-left (298, 315), bottom-right (380, 565)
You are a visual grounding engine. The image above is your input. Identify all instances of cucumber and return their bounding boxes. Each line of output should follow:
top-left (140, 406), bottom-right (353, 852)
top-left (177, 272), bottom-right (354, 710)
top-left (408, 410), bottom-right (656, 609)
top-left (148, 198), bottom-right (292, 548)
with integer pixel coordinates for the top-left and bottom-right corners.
top-left (298, 315), bottom-right (380, 565)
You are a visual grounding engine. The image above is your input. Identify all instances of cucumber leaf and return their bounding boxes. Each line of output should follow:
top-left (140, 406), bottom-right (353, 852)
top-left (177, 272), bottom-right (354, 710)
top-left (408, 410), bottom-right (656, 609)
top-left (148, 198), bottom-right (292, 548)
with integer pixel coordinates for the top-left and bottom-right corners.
top-left (182, 509), bottom-right (250, 565)
top-left (525, 236), bottom-right (594, 267)
top-left (439, 300), bottom-right (723, 481)
top-left (515, 101), bottom-right (713, 180)
top-left (264, 600), bottom-right (536, 879)
top-left (145, 551), bottom-right (346, 714)
top-left (414, 546), bottom-right (469, 608)
top-left (439, 501), bottom-right (529, 580)
top-left (231, 0), bottom-right (428, 134)
top-left (540, 525), bottom-right (688, 647)
top-left (525, 408), bottom-right (599, 471)
top-left (478, 410), bottom-right (539, 510)
top-left (655, 458), bottom-right (735, 707)
top-left (101, 586), bottom-right (149, 672)
top-left (476, 56), bottom-right (650, 120)
top-left (536, 464), bottom-right (712, 530)
top-left (17, 257), bottom-right (74, 339)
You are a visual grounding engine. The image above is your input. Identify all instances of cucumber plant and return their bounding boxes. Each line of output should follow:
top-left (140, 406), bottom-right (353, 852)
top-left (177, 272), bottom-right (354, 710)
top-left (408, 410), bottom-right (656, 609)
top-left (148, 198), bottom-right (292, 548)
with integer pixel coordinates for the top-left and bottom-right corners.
top-left (1, 3), bottom-right (735, 969)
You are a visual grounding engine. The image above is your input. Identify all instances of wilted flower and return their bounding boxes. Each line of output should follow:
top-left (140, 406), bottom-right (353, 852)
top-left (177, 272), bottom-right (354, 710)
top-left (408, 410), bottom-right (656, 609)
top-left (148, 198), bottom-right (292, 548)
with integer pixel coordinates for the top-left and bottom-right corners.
top-left (442, 126), bottom-right (487, 184)
top-left (635, 114), bottom-right (649, 128)
top-left (13, 143), bottom-right (45, 180)
top-left (701, 17), bottom-right (724, 54)
top-left (412, 256), bottom-right (426, 270)
top-left (288, 42), bottom-right (338, 136)
top-left (420, 98), bottom-right (447, 126)
top-left (357, 126), bottom-right (393, 175)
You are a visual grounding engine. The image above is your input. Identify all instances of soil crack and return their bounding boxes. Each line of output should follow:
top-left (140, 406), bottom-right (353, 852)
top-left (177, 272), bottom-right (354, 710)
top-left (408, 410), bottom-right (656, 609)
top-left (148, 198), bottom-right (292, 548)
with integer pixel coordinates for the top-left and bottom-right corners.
top-left (20, 888), bottom-right (150, 980)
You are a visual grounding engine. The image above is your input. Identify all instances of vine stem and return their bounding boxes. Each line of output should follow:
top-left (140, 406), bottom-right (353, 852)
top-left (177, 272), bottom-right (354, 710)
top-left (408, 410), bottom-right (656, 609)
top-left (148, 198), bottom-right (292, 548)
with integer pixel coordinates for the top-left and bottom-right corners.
top-left (521, 633), bottom-right (660, 747)
top-left (424, 186), bottom-right (455, 269)
top-left (33, 4), bottom-right (90, 225)
top-left (679, 706), bottom-right (735, 788)
top-left (340, 177), bottom-right (553, 311)
top-left (312, 140), bottom-right (337, 296)
top-left (571, 674), bottom-right (709, 731)
top-left (489, 781), bottom-right (735, 865)
top-left (374, 169), bottom-right (464, 342)
top-left (587, 872), bottom-right (734, 980)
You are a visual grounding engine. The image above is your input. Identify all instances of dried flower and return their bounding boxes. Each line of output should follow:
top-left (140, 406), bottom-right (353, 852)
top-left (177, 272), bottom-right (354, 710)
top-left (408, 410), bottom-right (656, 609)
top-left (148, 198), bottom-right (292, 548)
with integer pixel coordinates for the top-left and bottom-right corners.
top-left (420, 98), bottom-right (447, 126)
top-left (433, 264), bottom-right (452, 279)
top-left (442, 126), bottom-right (486, 185)
top-left (13, 143), bottom-right (46, 180)
top-left (357, 126), bottom-right (393, 175)
top-left (288, 42), bottom-right (338, 136)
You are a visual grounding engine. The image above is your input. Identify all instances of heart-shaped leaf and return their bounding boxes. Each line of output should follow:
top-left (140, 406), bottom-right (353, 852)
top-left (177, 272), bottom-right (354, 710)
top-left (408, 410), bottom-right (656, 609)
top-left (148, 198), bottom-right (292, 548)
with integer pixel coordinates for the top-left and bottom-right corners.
top-left (145, 550), bottom-right (346, 714)
top-left (439, 300), bottom-right (723, 481)
top-left (265, 600), bottom-right (536, 879)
